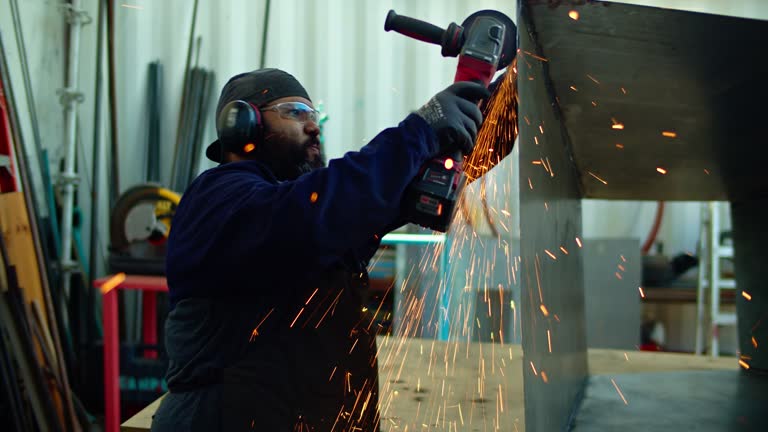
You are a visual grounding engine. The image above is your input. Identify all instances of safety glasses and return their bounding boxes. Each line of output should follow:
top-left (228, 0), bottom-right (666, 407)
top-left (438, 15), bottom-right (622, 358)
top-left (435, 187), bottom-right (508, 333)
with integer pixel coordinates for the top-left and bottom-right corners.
top-left (262, 102), bottom-right (320, 124)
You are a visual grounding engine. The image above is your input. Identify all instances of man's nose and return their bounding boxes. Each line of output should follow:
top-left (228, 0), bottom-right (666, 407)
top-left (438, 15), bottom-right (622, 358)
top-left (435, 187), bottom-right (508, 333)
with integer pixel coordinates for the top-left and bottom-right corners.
top-left (304, 120), bottom-right (320, 136)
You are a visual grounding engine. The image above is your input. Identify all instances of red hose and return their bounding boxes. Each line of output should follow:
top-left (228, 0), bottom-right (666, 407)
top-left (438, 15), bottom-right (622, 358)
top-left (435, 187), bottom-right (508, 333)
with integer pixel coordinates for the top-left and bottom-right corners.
top-left (641, 201), bottom-right (665, 255)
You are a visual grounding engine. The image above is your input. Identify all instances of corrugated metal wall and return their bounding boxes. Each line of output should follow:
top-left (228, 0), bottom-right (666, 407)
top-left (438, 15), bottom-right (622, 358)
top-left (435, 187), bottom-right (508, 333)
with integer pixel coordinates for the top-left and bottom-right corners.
top-left (112, 0), bottom-right (516, 189)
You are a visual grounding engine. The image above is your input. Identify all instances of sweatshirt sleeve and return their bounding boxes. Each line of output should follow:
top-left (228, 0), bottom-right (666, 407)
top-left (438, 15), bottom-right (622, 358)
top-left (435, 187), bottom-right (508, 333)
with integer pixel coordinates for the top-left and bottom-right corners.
top-left (216, 114), bottom-right (437, 267)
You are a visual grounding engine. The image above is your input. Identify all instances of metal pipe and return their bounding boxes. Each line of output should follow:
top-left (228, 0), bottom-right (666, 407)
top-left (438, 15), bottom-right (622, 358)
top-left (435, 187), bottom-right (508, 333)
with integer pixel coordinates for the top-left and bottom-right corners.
top-left (89, 0), bottom-right (105, 287)
top-left (106, 0), bottom-right (119, 206)
top-left (9, 0), bottom-right (49, 207)
top-left (171, 0), bottom-right (200, 187)
top-left (259, 0), bottom-right (272, 68)
top-left (60, 0), bottom-right (84, 295)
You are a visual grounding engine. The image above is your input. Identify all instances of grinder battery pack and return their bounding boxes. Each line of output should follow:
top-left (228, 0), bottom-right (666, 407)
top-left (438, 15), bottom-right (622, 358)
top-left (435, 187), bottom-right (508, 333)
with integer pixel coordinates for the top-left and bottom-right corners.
top-left (385, 9), bottom-right (516, 232)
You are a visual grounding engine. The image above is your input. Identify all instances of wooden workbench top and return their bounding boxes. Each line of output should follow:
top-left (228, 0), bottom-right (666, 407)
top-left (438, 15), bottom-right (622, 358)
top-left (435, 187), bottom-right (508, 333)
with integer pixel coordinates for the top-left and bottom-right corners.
top-left (122, 337), bottom-right (736, 431)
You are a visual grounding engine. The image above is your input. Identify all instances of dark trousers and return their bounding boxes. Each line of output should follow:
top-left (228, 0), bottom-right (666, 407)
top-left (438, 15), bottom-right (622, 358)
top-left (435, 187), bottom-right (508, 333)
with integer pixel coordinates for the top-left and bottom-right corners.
top-left (151, 387), bottom-right (221, 432)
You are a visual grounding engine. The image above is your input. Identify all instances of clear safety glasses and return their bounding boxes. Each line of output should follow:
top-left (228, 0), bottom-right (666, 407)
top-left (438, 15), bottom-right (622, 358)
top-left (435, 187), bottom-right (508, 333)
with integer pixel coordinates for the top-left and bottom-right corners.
top-left (262, 102), bottom-right (320, 124)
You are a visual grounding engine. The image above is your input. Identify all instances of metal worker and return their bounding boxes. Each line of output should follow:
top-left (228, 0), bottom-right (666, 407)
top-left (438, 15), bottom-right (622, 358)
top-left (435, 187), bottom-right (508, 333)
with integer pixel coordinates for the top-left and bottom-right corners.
top-left (151, 68), bottom-right (489, 431)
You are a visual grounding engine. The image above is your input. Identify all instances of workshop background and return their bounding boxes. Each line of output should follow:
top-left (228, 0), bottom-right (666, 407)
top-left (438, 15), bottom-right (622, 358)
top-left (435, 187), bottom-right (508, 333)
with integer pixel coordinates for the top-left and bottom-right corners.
top-left (1, 0), bottom-right (768, 431)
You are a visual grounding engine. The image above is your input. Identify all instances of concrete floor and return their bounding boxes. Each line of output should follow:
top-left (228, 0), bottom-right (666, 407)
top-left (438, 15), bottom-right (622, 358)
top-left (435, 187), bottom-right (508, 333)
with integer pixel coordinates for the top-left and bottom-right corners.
top-left (574, 370), bottom-right (768, 431)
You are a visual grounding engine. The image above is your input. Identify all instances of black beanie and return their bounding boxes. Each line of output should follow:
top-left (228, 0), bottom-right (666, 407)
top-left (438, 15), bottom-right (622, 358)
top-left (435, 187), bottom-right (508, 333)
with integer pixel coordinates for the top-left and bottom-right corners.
top-left (205, 68), bottom-right (311, 163)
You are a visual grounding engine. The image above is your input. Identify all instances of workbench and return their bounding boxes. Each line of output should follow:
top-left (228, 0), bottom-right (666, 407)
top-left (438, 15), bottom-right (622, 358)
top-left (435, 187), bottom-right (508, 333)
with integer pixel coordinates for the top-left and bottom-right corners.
top-left (122, 336), bottom-right (736, 431)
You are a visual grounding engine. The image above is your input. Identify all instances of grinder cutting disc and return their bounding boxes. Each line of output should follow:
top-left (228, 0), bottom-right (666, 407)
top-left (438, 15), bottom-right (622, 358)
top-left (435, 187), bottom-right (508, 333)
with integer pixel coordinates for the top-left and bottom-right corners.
top-left (461, 10), bottom-right (517, 70)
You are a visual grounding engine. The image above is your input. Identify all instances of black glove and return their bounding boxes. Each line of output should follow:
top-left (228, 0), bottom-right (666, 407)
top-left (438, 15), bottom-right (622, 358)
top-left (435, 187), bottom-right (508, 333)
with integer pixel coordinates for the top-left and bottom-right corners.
top-left (415, 81), bottom-right (491, 155)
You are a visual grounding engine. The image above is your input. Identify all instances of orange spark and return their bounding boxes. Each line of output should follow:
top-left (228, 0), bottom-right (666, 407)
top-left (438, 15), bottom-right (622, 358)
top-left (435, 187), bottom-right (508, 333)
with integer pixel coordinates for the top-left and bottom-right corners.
top-left (639, 287), bottom-right (645, 298)
top-left (621, 87), bottom-right (627, 94)
top-left (528, 178), bottom-right (533, 190)
top-left (99, 273), bottom-right (126, 295)
top-left (742, 291), bottom-right (752, 301)
top-left (621, 255), bottom-right (627, 262)
top-left (587, 74), bottom-right (600, 84)
top-left (290, 307), bottom-right (305, 328)
top-left (662, 131), bottom-right (677, 138)
top-left (535, 136), bottom-right (539, 145)
top-left (615, 272), bottom-right (623, 280)
top-left (541, 371), bottom-right (549, 383)
top-left (615, 144), bottom-right (624, 149)
top-left (656, 167), bottom-right (668, 175)
top-left (310, 192), bottom-right (319, 203)
top-left (752, 336), bottom-right (758, 348)
top-left (587, 171), bottom-right (608, 185)
top-left (704, 169), bottom-right (710, 175)
top-left (539, 125), bottom-right (544, 134)
top-left (532, 160), bottom-right (543, 165)
top-left (560, 246), bottom-right (569, 255)
top-left (547, 330), bottom-right (552, 353)
top-left (523, 51), bottom-right (548, 62)
top-left (739, 359), bottom-right (751, 370)
top-left (464, 62), bottom-right (518, 182)
top-left (250, 308), bottom-right (275, 340)
top-left (530, 361), bottom-right (538, 375)
top-left (545, 249), bottom-right (557, 260)
top-left (592, 101), bottom-right (598, 107)
top-left (612, 123), bottom-right (625, 130)
top-left (306, 288), bottom-right (319, 305)
top-left (576, 237), bottom-right (583, 248)
top-left (568, 10), bottom-right (580, 20)
top-left (611, 378), bottom-right (629, 405)
top-left (624, 352), bottom-right (630, 361)
top-left (570, 86), bottom-right (578, 92)
top-left (540, 304), bottom-right (550, 317)
top-left (618, 265), bottom-right (625, 271)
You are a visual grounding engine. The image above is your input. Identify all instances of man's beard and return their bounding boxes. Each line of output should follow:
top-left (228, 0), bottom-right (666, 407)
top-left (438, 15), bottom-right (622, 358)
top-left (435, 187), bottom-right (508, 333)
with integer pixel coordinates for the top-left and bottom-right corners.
top-left (257, 140), bottom-right (326, 181)
top-left (294, 147), bottom-right (326, 177)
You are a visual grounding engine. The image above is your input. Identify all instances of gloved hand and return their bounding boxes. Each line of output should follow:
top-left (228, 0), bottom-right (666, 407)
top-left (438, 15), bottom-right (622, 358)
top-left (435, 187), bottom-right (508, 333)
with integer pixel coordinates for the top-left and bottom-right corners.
top-left (415, 81), bottom-right (491, 155)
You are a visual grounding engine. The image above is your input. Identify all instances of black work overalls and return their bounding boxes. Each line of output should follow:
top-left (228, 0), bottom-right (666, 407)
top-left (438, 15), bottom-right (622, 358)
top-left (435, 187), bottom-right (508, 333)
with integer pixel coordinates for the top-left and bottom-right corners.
top-left (151, 268), bottom-right (381, 431)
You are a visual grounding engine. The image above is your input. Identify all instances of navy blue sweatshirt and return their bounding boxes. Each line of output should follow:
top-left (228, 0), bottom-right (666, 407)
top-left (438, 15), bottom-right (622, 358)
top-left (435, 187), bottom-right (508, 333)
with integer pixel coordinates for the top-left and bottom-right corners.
top-left (165, 113), bottom-right (438, 309)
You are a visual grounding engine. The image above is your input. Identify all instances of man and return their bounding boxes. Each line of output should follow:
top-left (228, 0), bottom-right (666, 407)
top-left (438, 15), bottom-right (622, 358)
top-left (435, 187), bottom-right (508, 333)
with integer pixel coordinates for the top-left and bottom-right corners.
top-left (151, 68), bottom-right (489, 431)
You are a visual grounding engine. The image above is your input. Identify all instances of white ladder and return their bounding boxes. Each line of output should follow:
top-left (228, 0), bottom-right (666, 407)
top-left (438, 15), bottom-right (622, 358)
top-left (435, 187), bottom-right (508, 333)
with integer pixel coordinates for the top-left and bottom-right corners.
top-left (695, 202), bottom-right (736, 357)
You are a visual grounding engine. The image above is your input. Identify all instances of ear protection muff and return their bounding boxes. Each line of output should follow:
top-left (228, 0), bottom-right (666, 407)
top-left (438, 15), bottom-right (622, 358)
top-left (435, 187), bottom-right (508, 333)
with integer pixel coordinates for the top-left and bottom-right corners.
top-left (216, 100), bottom-right (263, 159)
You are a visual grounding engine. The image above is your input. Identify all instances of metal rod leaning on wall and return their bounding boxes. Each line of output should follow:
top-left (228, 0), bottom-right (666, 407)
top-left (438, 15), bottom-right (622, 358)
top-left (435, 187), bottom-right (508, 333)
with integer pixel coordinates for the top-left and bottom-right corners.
top-left (189, 68), bottom-right (214, 185)
top-left (89, 0), bottom-right (106, 317)
top-left (259, 0), bottom-right (272, 69)
top-left (146, 61), bottom-right (162, 183)
top-left (0, 30), bottom-right (80, 432)
top-left (11, 0), bottom-right (82, 385)
top-left (57, 1), bottom-right (91, 429)
top-left (171, 0), bottom-right (200, 190)
top-left (9, 0), bottom-right (63, 257)
top-left (106, 0), bottom-right (119, 206)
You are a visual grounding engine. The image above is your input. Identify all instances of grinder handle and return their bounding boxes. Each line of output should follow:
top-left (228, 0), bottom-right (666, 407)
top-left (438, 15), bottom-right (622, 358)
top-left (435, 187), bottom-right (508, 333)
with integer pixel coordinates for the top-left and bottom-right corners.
top-left (384, 10), bottom-right (445, 46)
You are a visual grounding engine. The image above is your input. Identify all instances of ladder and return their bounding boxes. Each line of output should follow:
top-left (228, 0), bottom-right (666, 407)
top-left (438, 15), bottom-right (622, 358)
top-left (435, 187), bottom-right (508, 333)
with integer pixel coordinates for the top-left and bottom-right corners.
top-left (695, 202), bottom-right (736, 357)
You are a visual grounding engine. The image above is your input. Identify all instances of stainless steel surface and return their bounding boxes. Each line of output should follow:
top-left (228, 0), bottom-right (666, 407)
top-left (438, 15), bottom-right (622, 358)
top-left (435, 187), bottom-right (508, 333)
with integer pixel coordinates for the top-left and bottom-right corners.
top-left (518, 2), bottom-right (590, 429)
top-left (523, 1), bottom-right (768, 201)
top-left (582, 239), bottom-right (641, 350)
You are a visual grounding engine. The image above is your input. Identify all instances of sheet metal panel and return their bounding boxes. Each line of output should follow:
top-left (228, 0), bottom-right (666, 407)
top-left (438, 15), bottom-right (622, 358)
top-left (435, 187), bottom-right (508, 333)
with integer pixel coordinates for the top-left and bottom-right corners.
top-left (518, 2), bottom-right (590, 430)
top-left (525, 1), bottom-right (768, 201)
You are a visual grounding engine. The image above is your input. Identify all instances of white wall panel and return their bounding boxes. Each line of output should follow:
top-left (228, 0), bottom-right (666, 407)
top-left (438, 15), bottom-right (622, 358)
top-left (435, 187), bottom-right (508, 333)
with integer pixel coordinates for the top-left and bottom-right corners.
top-left (1, 0), bottom-right (762, 278)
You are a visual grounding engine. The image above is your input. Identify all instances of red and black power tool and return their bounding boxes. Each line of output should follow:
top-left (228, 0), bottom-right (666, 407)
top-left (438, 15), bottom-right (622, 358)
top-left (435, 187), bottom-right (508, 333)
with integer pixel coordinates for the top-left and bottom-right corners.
top-left (385, 9), bottom-right (517, 232)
